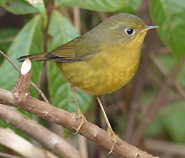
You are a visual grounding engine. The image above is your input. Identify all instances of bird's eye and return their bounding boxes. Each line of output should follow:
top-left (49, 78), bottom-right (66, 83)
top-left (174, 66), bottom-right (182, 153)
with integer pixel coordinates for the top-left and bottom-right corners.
top-left (126, 29), bottom-right (134, 35)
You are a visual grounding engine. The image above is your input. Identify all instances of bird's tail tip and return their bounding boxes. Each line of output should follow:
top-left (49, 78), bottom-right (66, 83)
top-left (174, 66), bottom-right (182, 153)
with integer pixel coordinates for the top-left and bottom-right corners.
top-left (17, 53), bottom-right (48, 62)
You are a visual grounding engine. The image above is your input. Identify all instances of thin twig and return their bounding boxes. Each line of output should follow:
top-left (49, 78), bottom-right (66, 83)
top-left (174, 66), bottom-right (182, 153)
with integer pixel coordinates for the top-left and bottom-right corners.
top-left (73, 7), bottom-right (80, 33)
top-left (31, 81), bottom-right (49, 103)
top-left (150, 53), bottom-right (185, 99)
top-left (0, 50), bottom-right (20, 72)
top-left (145, 138), bottom-right (185, 157)
top-left (0, 50), bottom-right (49, 103)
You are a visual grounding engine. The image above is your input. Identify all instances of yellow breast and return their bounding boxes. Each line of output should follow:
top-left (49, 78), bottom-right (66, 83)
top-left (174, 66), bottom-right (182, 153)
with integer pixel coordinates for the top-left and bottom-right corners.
top-left (56, 43), bottom-right (141, 95)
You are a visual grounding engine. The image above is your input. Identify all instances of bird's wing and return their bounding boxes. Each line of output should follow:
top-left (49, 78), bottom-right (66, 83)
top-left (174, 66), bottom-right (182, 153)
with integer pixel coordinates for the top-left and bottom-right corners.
top-left (45, 36), bottom-right (102, 62)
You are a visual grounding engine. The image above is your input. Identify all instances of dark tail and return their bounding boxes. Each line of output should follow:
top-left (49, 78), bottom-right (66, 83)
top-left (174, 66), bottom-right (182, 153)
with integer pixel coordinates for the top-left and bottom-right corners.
top-left (17, 53), bottom-right (48, 62)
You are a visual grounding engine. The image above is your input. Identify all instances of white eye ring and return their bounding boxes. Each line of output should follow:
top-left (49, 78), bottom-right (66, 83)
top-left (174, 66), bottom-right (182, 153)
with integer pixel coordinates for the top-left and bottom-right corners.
top-left (125, 28), bottom-right (134, 35)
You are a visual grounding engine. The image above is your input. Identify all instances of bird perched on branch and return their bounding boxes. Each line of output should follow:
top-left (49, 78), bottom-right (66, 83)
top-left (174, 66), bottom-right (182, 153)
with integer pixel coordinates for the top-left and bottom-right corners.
top-left (18, 13), bottom-right (158, 153)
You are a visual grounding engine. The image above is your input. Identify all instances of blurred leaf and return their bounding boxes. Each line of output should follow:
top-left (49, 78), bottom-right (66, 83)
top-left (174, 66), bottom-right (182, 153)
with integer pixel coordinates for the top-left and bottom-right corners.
top-left (177, 67), bottom-right (185, 88)
top-left (145, 119), bottom-right (164, 137)
top-left (55, 0), bottom-right (125, 12)
top-left (0, 45), bottom-right (6, 65)
top-left (116, 114), bottom-right (126, 134)
top-left (122, 0), bottom-right (143, 14)
top-left (0, 15), bottom-right (43, 101)
top-left (0, 0), bottom-right (37, 14)
top-left (140, 90), bottom-right (154, 106)
top-left (38, 117), bottom-right (49, 128)
top-left (145, 100), bottom-right (185, 141)
top-left (18, 109), bottom-right (35, 119)
top-left (140, 90), bottom-right (164, 137)
top-left (150, 0), bottom-right (185, 60)
top-left (0, 28), bottom-right (20, 52)
top-left (47, 10), bottom-right (92, 113)
top-left (157, 53), bottom-right (175, 71)
top-left (157, 53), bottom-right (185, 88)
top-left (162, 101), bottom-right (185, 143)
top-left (24, 0), bottom-right (48, 27)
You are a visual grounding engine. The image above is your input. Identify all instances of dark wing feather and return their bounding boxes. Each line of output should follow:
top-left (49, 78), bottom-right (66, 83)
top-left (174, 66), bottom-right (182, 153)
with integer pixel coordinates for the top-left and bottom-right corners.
top-left (18, 33), bottom-right (102, 62)
top-left (46, 35), bottom-right (102, 62)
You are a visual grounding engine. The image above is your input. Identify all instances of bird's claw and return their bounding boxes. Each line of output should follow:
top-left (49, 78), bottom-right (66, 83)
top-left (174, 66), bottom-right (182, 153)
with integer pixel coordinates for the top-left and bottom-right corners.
top-left (75, 112), bottom-right (87, 134)
top-left (107, 126), bottom-right (120, 154)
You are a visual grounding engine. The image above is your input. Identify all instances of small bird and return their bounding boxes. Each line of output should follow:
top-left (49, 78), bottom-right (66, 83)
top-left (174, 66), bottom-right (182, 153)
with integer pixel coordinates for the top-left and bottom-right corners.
top-left (18, 13), bottom-right (158, 153)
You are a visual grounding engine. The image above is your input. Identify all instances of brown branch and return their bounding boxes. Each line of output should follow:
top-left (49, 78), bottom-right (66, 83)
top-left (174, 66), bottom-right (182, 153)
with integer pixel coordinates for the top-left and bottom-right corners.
top-left (0, 127), bottom-right (58, 158)
top-left (13, 58), bottom-right (32, 94)
top-left (131, 56), bottom-right (185, 145)
top-left (0, 60), bottom-right (158, 158)
top-left (0, 89), bottom-right (159, 158)
top-left (0, 104), bottom-right (82, 158)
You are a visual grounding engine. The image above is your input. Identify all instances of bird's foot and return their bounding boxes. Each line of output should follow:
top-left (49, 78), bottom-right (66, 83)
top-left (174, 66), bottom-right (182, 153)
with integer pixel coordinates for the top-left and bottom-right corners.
top-left (107, 126), bottom-right (120, 154)
top-left (75, 110), bottom-right (87, 133)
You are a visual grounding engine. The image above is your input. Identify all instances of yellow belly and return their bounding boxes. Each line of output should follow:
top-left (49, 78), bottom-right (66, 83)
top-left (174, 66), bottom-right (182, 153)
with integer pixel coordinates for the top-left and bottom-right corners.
top-left (56, 47), bottom-right (141, 95)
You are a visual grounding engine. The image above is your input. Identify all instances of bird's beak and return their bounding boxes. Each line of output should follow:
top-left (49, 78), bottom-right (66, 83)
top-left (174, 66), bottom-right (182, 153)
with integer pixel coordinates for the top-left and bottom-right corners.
top-left (144, 26), bottom-right (159, 31)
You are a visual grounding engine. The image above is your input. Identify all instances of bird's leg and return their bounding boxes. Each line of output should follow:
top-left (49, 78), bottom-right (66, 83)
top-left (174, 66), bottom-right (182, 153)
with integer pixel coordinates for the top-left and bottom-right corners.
top-left (96, 96), bottom-right (120, 154)
top-left (71, 85), bottom-right (87, 133)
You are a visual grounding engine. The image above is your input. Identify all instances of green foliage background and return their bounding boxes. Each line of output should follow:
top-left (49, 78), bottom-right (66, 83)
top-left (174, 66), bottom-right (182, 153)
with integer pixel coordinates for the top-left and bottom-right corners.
top-left (0, 0), bottom-right (185, 157)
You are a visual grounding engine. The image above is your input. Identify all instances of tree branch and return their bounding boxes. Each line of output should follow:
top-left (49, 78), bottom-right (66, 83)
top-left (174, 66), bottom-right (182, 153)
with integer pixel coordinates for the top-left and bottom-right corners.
top-left (0, 104), bottom-right (83, 158)
top-left (0, 127), bottom-right (58, 158)
top-left (0, 59), bottom-right (158, 158)
top-left (0, 88), bottom-right (159, 158)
